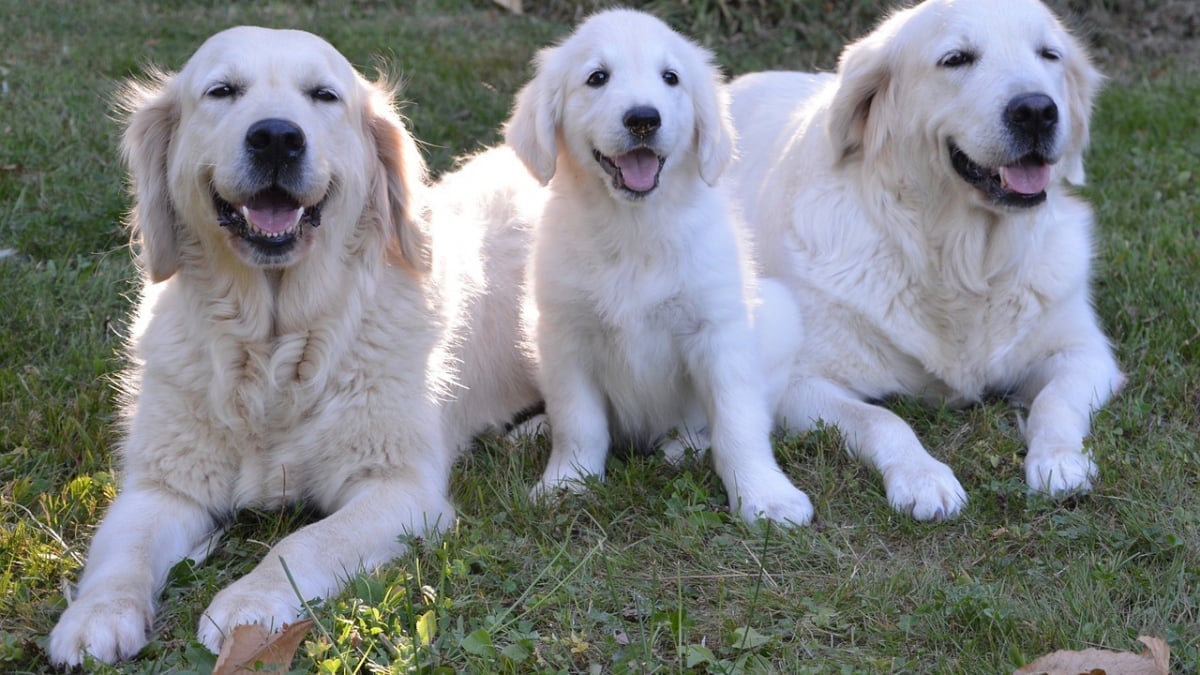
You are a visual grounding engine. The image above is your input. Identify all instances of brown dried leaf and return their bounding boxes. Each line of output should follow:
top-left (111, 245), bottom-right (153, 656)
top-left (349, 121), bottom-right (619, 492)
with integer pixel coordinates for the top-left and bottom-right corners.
top-left (212, 618), bottom-right (314, 674)
top-left (1013, 635), bottom-right (1170, 675)
top-left (492, 0), bottom-right (523, 13)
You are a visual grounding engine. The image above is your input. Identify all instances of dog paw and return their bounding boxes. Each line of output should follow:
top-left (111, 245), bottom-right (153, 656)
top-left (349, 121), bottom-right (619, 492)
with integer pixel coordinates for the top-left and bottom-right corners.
top-left (731, 474), bottom-right (814, 527)
top-left (48, 595), bottom-right (152, 666)
top-left (659, 436), bottom-right (709, 467)
top-left (505, 413), bottom-right (548, 443)
top-left (197, 582), bottom-right (303, 654)
top-left (883, 459), bottom-right (967, 522)
top-left (1026, 447), bottom-right (1096, 496)
top-left (528, 471), bottom-right (592, 503)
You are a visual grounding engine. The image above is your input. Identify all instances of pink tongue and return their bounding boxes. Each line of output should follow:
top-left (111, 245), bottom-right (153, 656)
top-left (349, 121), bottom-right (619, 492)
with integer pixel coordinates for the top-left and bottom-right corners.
top-left (614, 150), bottom-right (660, 192)
top-left (999, 162), bottom-right (1051, 195)
top-left (244, 192), bottom-right (302, 234)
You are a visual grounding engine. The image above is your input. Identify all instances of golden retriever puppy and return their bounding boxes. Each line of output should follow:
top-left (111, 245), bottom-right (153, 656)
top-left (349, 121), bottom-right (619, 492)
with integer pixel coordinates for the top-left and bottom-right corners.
top-left (725, 0), bottom-right (1124, 521)
top-left (506, 9), bottom-right (814, 526)
top-left (47, 27), bottom-right (538, 666)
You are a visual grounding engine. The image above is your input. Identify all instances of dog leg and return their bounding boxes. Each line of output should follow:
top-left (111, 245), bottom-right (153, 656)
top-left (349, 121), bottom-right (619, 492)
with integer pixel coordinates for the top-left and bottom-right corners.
top-left (48, 489), bottom-right (217, 666)
top-left (755, 278), bottom-right (804, 418)
top-left (780, 378), bottom-right (967, 521)
top-left (688, 326), bottom-right (814, 527)
top-left (1020, 343), bottom-right (1123, 495)
top-left (197, 479), bottom-right (454, 654)
top-left (531, 361), bottom-right (611, 500)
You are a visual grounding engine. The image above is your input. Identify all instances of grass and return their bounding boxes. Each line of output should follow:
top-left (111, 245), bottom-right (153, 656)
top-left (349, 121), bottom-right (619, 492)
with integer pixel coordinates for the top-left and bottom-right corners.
top-left (2, 0), bottom-right (1198, 672)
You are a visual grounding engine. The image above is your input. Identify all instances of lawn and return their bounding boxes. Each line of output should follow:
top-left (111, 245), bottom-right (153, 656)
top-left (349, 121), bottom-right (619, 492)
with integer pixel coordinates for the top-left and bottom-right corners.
top-left (1, 0), bottom-right (1198, 672)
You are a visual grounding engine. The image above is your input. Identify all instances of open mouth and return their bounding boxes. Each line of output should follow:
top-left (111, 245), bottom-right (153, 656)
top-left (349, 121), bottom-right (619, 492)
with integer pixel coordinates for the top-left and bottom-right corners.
top-left (949, 142), bottom-right (1051, 208)
top-left (214, 186), bottom-right (323, 255)
top-left (593, 148), bottom-right (665, 197)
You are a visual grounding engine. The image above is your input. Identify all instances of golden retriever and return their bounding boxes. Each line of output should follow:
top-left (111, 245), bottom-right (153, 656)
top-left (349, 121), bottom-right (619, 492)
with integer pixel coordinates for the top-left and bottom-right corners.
top-left (48, 27), bottom-right (539, 665)
top-left (506, 9), bottom-right (814, 526)
top-left (725, 0), bottom-right (1124, 521)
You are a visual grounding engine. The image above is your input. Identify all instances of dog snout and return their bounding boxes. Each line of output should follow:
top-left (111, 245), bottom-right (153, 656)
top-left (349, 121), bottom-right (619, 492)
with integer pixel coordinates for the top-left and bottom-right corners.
top-left (245, 118), bottom-right (306, 169)
top-left (623, 106), bottom-right (661, 139)
top-left (1004, 93), bottom-right (1058, 144)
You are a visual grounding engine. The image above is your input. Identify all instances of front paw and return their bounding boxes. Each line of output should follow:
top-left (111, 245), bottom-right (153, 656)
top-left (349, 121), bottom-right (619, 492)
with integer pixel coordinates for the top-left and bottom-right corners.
top-left (1026, 446), bottom-right (1096, 496)
top-left (528, 471), bottom-right (592, 504)
top-left (197, 579), bottom-right (304, 655)
top-left (48, 595), bottom-right (152, 667)
top-left (658, 427), bottom-right (711, 467)
top-left (882, 458), bottom-right (967, 522)
top-left (731, 473), bottom-right (814, 527)
top-left (529, 455), bottom-right (604, 504)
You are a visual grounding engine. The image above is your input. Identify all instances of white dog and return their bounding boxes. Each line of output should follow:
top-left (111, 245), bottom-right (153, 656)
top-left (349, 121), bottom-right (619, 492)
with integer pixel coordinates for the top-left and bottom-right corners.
top-left (725, 0), bottom-right (1124, 521)
top-left (506, 9), bottom-right (814, 526)
top-left (48, 27), bottom-right (539, 666)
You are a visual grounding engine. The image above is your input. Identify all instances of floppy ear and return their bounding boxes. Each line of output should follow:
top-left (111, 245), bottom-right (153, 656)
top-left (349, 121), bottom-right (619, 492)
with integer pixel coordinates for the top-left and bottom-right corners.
top-left (1060, 31), bottom-right (1104, 186)
top-left (504, 46), bottom-right (563, 185)
top-left (692, 54), bottom-right (736, 186)
top-left (119, 71), bottom-right (181, 283)
top-left (365, 78), bottom-right (430, 274)
top-left (826, 27), bottom-right (895, 162)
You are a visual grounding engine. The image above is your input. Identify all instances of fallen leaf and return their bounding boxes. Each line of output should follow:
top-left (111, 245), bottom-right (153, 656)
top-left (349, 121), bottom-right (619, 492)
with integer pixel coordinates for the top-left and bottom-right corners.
top-left (1013, 635), bottom-right (1170, 675)
top-left (213, 619), bottom-right (314, 674)
top-left (492, 0), bottom-right (523, 13)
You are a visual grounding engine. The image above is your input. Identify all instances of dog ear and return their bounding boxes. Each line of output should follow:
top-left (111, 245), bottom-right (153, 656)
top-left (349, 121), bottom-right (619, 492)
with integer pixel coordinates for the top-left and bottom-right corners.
top-left (693, 54), bottom-right (736, 186)
top-left (504, 47), bottom-right (563, 185)
top-left (365, 77), bottom-right (431, 274)
top-left (827, 26), bottom-right (895, 163)
top-left (1060, 31), bottom-right (1104, 186)
top-left (119, 71), bottom-right (181, 283)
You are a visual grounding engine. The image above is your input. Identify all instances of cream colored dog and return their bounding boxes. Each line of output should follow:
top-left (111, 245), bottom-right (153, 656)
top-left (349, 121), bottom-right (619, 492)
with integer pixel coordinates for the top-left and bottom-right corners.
top-left (48, 27), bottom-right (539, 665)
top-left (507, 9), bottom-right (813, 526)
top-left (725, 0), bottom-right (1123, 521)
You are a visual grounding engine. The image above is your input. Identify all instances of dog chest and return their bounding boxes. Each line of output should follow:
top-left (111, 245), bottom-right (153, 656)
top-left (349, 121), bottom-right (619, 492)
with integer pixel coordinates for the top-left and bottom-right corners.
top-left (561, 291), bottom-right (699, 437)
top-left (884, 278), bottom-right (1051, 399)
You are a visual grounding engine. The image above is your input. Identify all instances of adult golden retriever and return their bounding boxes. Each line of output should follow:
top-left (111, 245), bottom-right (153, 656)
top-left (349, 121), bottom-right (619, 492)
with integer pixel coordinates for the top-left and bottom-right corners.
top-left (48, 27), bottom-right (539, 665)
top-left (506, 9), bottom-right (814, 526)
top-left (725, 0), bottom-right (1123, 521)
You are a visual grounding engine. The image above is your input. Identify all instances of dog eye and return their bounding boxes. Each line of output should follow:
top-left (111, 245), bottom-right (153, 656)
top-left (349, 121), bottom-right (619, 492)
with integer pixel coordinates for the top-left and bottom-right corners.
top-left (937, 50), bottom-right (977, 68)
top-left (1039, 48), bottom-right (1062, 62)
top-left (204, 83), bottom-right (239, 99)
top-left (586, 69), bottom-right (609, 88)
top-left (309, 87), bottom-right (340, 103)
top-left (662, 70), bottom-right (679, 86)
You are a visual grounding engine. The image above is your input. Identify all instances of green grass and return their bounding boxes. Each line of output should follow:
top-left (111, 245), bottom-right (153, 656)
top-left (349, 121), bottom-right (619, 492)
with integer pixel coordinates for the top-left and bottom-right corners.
top-left (2, 0), bottom-right (1199, 672)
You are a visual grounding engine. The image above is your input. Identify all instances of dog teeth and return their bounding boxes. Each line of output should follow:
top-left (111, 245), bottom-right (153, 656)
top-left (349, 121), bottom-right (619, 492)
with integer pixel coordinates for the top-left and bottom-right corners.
top-left (238, 205), bottom-right (302, 238)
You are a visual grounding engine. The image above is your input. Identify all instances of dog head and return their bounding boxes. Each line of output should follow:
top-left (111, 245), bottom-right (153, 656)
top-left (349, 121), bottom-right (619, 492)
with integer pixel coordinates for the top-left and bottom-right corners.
top-left (119, 26), bottom-right (428, 282)
top-left (505, 9), bottom-right (734, 200)
top-left (827, 0), bottom-right (1101, 211)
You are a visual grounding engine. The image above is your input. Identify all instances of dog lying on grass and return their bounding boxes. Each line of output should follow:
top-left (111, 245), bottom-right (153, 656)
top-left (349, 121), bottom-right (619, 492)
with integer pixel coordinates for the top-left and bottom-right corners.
top-left (48, 26), bottom-right (540, 665)
top-left (724, 0), bottom-right (1123, 520)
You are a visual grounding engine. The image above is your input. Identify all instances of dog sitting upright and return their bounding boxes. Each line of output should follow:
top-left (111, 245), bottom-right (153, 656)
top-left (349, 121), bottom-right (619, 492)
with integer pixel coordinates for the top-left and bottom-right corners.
top-left (505, 9), bottom-right (813, 526)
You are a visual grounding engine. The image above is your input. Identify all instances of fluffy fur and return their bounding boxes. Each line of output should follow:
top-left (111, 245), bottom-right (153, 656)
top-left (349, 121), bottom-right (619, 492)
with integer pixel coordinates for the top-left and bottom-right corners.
top-left (725, 0), bottom-right (1123, 521)
top-left (431, 145), bottom-right (545, 450)
top-left (48, 27), bottom-right (538, 666)
top-left (506, 9), bottom-right (813, 526)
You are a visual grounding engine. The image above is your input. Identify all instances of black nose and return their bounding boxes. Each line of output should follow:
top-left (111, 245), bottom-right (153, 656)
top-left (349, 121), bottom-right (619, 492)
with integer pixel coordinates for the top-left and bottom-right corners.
top-left (245, 118), bottom-right (306, 168)
top-left (1004, 93), bottom-right (1058, 141)
top-left (623, 106), bottom-right (661, 139)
